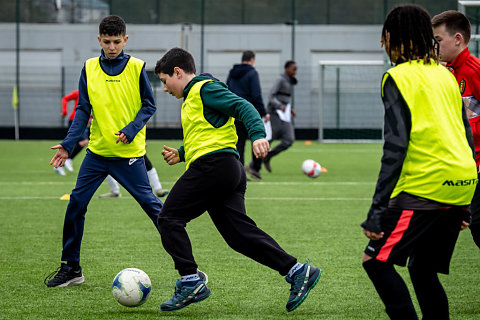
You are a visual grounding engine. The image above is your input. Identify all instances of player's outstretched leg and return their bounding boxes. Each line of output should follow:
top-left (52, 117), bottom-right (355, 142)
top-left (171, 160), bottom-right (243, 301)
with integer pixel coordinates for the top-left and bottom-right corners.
top-left (160, 277), bottom-right (210, 312)
top-left (285, 262), bottom-right (322, 312)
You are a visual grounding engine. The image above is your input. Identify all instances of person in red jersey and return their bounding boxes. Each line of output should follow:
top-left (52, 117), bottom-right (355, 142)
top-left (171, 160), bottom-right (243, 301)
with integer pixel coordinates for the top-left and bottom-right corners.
top-left (62, 89), bottom-right (80, 123)
top-left (55, 89), bottom-right (89, 175)
top-left (433, 10), bottom-right (480, 249)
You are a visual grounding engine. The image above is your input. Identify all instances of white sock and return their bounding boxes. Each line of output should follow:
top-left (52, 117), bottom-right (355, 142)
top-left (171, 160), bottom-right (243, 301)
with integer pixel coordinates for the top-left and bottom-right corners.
top-left (106, 175), bottom-right (120, 194)
top-left (181, 274), bottom-right (200, 283)
top-left (287, 262), bottom-right (304, 278)
top-left (147, 167), bottom-right (162, 192)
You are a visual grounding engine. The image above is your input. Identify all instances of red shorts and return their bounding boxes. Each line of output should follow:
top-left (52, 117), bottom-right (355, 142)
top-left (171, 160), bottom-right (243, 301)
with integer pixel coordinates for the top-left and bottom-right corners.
top-left (364, 207), bottom-right (464, 274)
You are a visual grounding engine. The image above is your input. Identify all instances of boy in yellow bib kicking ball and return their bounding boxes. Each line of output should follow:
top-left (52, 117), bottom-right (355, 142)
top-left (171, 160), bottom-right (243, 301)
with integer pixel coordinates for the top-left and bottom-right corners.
top-left (155, 48), bottom-right (321, 313)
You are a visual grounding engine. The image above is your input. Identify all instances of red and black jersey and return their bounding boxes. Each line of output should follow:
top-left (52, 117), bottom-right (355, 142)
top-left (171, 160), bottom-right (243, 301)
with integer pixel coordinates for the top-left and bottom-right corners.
top-left (447, 47), bottom-right (480, 165)
top-left (62, 89), bottom-right (79, 122)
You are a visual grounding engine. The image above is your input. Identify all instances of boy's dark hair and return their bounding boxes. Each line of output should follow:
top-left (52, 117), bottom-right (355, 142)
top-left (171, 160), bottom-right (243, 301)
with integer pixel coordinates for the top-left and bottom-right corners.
top-left (241, 50), bottom-right (255, 62)
top-left (99, 15), bottom-right (126, 36)
top-left (432, 10), bottom-right (471, 44)
top-left (155, 48), bottom-right (196, 76)
top-left (382, 4), bottom-right (438, 64)
top-left (284, 60), bottom-right (296, 69)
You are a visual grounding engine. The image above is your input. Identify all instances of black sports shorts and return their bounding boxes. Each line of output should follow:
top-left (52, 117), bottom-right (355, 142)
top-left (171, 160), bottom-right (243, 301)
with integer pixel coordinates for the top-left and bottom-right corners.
top-left (364, 207), bottom-right (465, 274)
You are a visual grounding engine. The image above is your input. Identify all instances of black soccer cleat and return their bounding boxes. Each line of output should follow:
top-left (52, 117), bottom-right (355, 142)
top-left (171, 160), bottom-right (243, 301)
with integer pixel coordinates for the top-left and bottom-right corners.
top-left (44, 263), bottom-right (84, 287)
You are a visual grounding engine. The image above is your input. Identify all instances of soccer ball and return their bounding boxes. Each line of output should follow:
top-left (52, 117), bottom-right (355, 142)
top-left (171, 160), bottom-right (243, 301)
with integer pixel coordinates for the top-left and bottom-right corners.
top-left (112, 268), bottom-right (152, 307)
top-left (302, 159), bottom-right (323, 178)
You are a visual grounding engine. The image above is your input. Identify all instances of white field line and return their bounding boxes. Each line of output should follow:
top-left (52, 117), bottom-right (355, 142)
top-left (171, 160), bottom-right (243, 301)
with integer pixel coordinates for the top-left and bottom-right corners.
top-left (288, 148), bottom-right (381, 153)
top-left (251, 181), bottom-right (374, 186)
top-left (246, 197), bottom-right (371, 201)
top-left (0, 181), bottom-right (375, 186)
top-left (0, 196), bottom-right (371, 201)
top-left (0, 181), bottom-right (75, 185)
top-left (0, 196), bottom-right (60, 200)
top-left (0, 181), bottom-right (374, 200)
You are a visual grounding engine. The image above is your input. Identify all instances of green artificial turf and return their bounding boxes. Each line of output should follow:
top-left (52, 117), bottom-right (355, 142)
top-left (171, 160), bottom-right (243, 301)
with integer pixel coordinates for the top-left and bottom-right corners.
top-left (0, 140), bottom-right (478, 319)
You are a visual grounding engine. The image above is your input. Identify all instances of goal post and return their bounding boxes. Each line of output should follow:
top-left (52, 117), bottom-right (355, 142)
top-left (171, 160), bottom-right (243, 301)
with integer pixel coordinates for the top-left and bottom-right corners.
top-left (458, 1), bottom-right (480, 41)
top-left (318, 60), bottom-right (385, 143)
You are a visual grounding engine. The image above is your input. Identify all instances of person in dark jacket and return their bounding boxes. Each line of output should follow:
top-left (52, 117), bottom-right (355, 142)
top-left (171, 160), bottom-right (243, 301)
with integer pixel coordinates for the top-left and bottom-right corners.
top-left (226, 50), bottom-right (269, 180)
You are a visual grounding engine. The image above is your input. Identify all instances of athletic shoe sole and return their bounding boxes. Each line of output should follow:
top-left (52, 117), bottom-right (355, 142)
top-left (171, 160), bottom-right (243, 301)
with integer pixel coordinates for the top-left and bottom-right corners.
top-left (53, 275), bottom-right (85, 288)
top-left (245, 166), bottom-right (262, 180)
top-left (160, 283), bottom-right (211, 312)
top-left (287, 266), bottom-right (322, 312)
top-left (197, 269), bottom-right (208, 284)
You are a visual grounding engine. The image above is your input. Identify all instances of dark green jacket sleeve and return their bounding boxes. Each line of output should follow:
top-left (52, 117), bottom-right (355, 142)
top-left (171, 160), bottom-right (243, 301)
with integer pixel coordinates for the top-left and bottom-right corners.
top-left (177, 146), bottom-right (185, 162)
top-left (200, 81), bottom-right (266, 142)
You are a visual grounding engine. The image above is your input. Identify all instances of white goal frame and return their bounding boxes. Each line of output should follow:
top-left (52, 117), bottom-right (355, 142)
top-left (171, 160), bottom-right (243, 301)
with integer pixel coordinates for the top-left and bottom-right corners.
top-left (459, 1), bottom-right (480, 40)
top-left (317, 60), bottom-right (385, 143)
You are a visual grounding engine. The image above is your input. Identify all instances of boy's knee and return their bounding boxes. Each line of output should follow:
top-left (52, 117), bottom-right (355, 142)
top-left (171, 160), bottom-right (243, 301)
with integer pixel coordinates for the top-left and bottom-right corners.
top-left (283, 138), bottom-right (294, 148)
top-left (408, 264), bottom-right (434, 276)
top-left (224, 237), bottom-right (244, 252)
top-left (157, 214), bottom-right (186, 231)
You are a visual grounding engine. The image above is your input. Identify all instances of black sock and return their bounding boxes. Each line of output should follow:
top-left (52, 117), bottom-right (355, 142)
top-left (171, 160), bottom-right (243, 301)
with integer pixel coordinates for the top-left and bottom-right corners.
top-left (363, 259), bottom-right (418, 320)
top-left (70, 142), bottom-right (84, 159)
top-left (409, 266), bottom-right (449, 320)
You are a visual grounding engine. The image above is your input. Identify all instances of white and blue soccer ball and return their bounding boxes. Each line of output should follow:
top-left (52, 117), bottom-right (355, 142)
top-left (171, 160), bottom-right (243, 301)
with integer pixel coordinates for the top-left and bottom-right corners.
top-left (112, 268), bottom-right (152, 307)
top-left (302, 159), bottom-right (323, 178)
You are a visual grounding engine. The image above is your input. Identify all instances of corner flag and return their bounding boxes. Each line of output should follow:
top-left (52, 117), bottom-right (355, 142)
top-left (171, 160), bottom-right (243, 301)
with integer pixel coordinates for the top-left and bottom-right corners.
top-left (12, 86), bottom-right (18, 109)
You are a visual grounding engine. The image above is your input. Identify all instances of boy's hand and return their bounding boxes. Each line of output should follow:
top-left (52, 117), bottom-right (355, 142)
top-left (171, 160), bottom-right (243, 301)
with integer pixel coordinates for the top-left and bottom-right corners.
top-left (252, 138), bottom-right (269, 159)
top-left (162, 145), bottom-right (180, 165)
top-left (115, 132), bottom-right (130, 144)
top-left (50, 144), bottom-right (69, 168)
top-left (362, 229), bottom-right (384, 240)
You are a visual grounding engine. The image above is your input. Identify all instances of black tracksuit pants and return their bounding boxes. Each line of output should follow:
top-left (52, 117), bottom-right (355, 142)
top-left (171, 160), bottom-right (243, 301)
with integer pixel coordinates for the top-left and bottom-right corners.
top-left (157, 152), bottom-right (297, 276)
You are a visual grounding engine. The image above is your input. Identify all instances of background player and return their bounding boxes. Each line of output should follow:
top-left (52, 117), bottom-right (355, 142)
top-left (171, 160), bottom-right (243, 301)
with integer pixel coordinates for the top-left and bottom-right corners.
top-left (226, 50), bottom-right (269, 180)
top-left (55, 89), bottom-right (89, 175)
top-left (432, 10), bottom-right (480, 249)
top-left (99, 154), bottom-right (169, 198)
top-left (262, 60), bottom-right (297, 173)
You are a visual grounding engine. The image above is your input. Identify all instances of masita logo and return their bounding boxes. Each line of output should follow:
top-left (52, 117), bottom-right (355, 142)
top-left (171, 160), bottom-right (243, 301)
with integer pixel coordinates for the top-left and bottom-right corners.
top-left (106, 79), bottom-right (120, 82)
top-left (442, 179), bottom-right (477, 186)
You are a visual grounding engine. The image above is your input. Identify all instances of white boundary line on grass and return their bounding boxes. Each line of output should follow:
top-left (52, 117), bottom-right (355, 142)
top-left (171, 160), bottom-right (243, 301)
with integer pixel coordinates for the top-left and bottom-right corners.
top-left (253, 181), bottom-right (374, 185)
top-left (0, 196), bottom-right (371, 201)
top-left (246, 197), bottom-right (371, 201)
top-left (0, 181), bottom-right (375, 186)
top-left (0, 181), bottom-right (74, 185)
top-left (288, 148), bottom-right (380, 153)
top-left (0, 196), bottom-right (60, 200)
